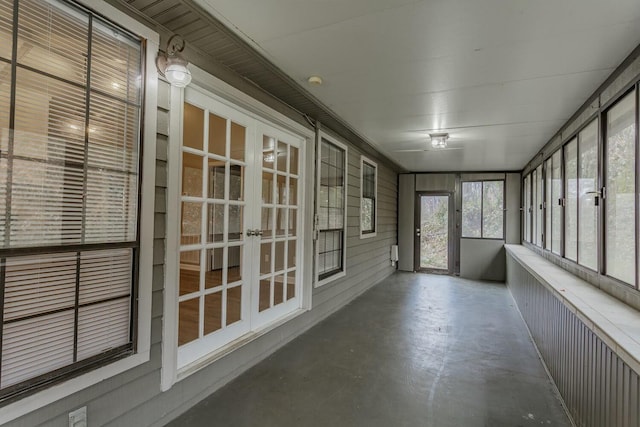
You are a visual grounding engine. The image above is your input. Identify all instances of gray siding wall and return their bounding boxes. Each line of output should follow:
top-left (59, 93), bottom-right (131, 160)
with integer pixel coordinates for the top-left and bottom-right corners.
top-left (506, 250), bottom-right (640, 427)
top-left (397, 174), bottom-right (414, 271)
top-left (10, 76), bottom-right (398, 427)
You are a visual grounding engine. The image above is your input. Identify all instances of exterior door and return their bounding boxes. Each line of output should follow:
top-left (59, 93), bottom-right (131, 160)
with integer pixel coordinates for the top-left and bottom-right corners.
top-left (415, 193), bottom-right (453, 273)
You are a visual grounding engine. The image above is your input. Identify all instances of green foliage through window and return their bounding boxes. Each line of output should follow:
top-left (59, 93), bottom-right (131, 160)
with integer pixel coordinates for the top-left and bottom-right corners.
top-left (462, 180), bottom-right (504, 239)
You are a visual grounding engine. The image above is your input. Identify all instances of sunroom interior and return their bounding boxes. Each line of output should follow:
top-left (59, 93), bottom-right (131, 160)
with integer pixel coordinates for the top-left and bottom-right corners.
top-left (1, 0), bottom-right (640, 425)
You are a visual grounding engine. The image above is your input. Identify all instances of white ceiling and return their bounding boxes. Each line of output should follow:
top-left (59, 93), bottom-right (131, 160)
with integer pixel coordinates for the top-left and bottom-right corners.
top-left (195, 0), bottom-right (640, 172)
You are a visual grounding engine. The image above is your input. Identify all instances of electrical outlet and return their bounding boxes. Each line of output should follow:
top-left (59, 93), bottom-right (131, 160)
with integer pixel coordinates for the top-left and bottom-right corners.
top-left (69, 407), bottom-right (87, 427)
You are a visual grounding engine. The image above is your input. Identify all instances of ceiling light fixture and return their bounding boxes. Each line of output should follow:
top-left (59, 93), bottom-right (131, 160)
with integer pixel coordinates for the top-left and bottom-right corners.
top-left (429, 132), bottom-right (449, 149)
top-left (156, 35), bottom-right (192, 88)
top-left (307, 75), bottom-right (323, 86)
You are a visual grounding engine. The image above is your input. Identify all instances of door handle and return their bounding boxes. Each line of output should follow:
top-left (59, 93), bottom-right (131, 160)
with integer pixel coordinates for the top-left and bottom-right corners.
top-left (246, 229), bottom-right (264, 237)
top-left (416, 228), bottom-right (420, 237)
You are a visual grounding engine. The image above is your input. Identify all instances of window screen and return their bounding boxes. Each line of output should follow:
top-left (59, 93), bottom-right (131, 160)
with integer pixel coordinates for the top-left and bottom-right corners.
top-left (0, 0), bottom-right (142, 400)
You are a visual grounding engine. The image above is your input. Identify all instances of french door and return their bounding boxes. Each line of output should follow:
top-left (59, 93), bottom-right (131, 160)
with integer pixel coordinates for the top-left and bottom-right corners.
top-left (177, 87), bottom-right (303, 365)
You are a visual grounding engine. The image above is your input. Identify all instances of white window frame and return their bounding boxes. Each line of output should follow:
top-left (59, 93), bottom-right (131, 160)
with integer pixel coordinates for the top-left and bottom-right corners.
top-left (315, 133), bottom-right (348, 287)
top-left (359, 156), bottom-right (378, 239)
top-left (0, 0), bottom-right (158, 423)
top-left (162, 64), bottom-right (314, 391)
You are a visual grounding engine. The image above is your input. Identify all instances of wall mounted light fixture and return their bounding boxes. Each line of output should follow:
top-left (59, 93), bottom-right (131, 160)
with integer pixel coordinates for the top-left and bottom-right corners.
top-left (156, 35), bottom-right (192, 88)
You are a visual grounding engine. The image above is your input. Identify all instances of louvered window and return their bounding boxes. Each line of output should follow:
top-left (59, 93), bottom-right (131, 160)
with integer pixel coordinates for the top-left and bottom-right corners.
top-left (0, 0), bottom-right (142, 402)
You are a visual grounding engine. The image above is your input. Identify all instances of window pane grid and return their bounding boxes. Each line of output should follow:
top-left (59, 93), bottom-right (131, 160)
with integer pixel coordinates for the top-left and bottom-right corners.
top-left (0, 0), bottom-right (142, 399)
top-left (318, 139), bottom-right (346, 279)
top-left (179, 101), bottom-right (250, 344)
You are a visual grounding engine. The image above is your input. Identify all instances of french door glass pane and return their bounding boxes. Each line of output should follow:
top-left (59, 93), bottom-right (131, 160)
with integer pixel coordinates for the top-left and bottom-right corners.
top-left (179, 101), bottom-right (249, 348)
top-left (578, 120), bottom-right (598, 270)
top-left (179, 250), bottom-right (200, 296)
top-left (258, 132), bottom-right (299, 313)
top-left (183, 104), bottom-right (204, 151)
top-left (551, 150), bottom-right (562, 255)
top-left (605, 90), bottom-right (636, 285)
top-left (564, 139), bottom-right (578, 261)
top-left (178, 298), bottom-right (199, 346)
top-left (230, 122), bottom-right (245, 161)
top-left (208, 113), bottom-right (225, 156)
top-left (226, 285), bottom-right (242, 325)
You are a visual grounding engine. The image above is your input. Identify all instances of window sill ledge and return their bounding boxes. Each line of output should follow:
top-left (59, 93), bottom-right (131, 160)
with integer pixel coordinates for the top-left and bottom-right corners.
top-left (506, 244), bottom-right (640, 375)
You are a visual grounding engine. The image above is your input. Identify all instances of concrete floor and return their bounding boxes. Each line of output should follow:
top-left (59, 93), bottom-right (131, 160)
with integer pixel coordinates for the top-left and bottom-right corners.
top-left (166, 273), bottom-right (572, 427)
